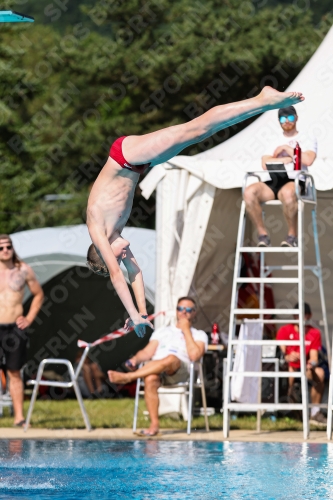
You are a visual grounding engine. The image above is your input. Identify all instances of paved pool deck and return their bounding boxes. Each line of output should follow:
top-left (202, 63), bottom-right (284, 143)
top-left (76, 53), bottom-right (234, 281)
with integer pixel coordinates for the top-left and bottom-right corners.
top-left (0, 428), bottom-right (329, 443)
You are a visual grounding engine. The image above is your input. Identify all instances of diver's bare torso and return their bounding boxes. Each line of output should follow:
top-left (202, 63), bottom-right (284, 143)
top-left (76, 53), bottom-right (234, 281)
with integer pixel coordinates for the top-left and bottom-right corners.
top-left (87, 156), bottom-right (140, 238)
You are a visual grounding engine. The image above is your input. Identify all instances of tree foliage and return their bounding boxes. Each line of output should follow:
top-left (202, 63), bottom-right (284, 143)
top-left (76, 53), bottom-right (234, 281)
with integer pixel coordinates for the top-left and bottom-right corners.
top-left (0, 0), bottom-right (330, 233)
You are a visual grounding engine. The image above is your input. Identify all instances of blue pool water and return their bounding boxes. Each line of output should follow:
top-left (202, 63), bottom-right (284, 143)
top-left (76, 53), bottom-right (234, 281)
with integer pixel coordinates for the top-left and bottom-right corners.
top-left (0, 439), bottom-right (332, 499)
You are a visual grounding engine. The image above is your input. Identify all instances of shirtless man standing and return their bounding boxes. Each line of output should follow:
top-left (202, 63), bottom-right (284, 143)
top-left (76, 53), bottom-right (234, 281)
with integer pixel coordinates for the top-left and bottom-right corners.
top-left (86, 87), bottom-right (305, 336)
top-left (0, 235), bottom-right (44, 426)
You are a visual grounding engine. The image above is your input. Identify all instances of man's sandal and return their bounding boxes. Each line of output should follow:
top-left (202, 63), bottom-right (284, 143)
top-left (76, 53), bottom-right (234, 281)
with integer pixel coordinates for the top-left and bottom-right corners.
top-left (13, 419), bottom-right (26, 427)
top-left (134, 429), bottom-right (161, 437)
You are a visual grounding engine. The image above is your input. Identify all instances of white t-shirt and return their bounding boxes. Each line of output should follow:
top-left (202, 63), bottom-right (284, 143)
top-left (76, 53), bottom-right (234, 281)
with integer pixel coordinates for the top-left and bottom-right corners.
top-left (267, 131), bottom-right (317, 180)
top-left (150, 325), bottom-right (208, 364)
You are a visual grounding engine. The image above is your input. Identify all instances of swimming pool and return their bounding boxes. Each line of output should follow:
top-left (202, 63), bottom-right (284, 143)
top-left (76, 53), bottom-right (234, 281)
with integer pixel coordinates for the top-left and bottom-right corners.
top-left (0, 439), bottom-right (332, 499)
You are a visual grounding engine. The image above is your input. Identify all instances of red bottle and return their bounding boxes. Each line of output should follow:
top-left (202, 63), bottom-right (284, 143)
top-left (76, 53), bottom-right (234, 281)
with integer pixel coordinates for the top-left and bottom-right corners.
top-left (211, 323), bottom-right (220, 345)
top-left (293, 142), bottom-right (302, 171)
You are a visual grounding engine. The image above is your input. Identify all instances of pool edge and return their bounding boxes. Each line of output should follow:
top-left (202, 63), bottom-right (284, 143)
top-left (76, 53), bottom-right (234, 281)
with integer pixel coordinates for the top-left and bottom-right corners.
top-left (0, 428), bottom-right (328, 443)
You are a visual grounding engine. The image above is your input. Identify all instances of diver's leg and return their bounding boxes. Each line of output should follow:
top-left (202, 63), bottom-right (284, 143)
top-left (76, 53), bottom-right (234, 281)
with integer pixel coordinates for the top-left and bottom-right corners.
top-left (123, 87), bottom-right (304, 165)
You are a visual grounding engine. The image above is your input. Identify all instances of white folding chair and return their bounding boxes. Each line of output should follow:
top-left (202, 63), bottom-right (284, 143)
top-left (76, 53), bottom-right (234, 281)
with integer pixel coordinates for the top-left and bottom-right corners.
top-left (133, 359), bottom-right (209, 435)
top-left (24, 346), bottom-right (92, 431)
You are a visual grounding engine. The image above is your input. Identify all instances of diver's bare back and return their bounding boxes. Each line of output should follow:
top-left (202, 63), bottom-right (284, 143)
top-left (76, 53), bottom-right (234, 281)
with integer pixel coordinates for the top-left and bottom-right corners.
top-left (87, 157), bottom-right (139, 237)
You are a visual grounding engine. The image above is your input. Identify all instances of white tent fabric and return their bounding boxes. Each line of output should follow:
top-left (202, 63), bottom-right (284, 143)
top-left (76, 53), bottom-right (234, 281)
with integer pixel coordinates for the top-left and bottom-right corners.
top-left (10, 225), bottom-right (156, 305)
top-left (231, 321), bottom-right (263, 404)
top-left (140, 26), bottom-right (333, 330)
top-left (153, 170), bottom-right (216, 322)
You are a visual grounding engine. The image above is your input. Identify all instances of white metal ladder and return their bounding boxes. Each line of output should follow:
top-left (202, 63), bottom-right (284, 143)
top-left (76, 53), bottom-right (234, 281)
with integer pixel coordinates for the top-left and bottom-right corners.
top-left (326, 345), bottom-right (333, 439)
top-left (223, 171), bottom-right (329, 440)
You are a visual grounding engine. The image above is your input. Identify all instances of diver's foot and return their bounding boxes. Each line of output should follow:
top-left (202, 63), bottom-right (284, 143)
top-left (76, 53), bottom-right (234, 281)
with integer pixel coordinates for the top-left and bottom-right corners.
top-left (258, 86), bottom-right (304, 110)
top-left (107, 370), bottom-right (132, 384)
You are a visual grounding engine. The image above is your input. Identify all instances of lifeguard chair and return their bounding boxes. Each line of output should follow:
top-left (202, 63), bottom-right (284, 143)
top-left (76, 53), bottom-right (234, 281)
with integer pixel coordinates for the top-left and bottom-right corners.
top-left (223, 171), bottom-right (329, 440)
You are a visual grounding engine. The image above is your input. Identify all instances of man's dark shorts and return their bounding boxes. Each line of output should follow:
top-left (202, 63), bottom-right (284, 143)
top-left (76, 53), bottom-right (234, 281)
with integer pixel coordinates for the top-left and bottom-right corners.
top-left (0, 323), bottom-right (28, 371)
top-left (264, 176), bottom-right (305, 199)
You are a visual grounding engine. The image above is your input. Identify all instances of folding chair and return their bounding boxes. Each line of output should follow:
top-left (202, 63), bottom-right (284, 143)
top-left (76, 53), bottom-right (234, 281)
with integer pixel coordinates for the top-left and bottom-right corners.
top-left (24, 346), bottom-right (92, 432)
top-left (133, 359), bottom-right (209, 435)
top-left (24, 311), bottom-right (164, 432)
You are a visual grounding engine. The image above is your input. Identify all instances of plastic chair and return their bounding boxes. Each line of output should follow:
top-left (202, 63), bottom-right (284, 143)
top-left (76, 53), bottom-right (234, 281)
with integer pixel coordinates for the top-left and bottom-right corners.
top-left (24, 346), bottom-right (92, 432)
top-left (133, 359), bottom-right (209, 435)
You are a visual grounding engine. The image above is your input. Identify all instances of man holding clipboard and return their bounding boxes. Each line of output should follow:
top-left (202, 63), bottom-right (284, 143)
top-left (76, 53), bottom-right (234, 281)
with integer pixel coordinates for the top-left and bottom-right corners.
top-left (243, 106), bottom-right (317, 247)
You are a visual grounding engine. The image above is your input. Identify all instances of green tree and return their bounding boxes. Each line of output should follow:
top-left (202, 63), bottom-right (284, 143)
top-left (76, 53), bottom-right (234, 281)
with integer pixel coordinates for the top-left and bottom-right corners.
top-left (84, 0), bottom-right (326, 151)
top-left (6, 0), bottom-right (101, 33)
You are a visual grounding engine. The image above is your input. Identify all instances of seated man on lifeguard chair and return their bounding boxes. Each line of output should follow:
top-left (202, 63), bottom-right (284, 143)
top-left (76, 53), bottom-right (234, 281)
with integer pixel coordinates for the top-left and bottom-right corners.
top-left (243, 106), bottom-right (317, 247)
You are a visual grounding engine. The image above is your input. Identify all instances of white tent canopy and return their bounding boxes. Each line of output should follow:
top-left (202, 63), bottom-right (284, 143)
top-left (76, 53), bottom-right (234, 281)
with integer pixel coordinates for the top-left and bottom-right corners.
top-left (11, 225), bottom-right (156, 305)
top-left (140, 26), bottom-right (333, 332)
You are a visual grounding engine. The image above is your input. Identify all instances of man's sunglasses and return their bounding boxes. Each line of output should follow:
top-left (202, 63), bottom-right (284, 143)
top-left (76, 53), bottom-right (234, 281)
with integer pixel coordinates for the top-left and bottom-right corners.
top-left (177, 306), bottom-right (195, 313)
top-left (0, 245), bottom-right (12, 251)
top-left (279, 115), bottom-right (296, 123)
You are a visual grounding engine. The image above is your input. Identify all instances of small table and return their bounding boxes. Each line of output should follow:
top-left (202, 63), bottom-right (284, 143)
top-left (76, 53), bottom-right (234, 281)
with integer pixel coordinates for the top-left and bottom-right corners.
top-left (204, 345), bottom-right (226, 408)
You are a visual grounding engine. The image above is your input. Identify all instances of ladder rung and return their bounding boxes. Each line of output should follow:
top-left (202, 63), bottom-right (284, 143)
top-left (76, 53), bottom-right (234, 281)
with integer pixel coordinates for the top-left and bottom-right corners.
top-left (231, 340), bottom-right (301, 346)
top-left (237, 277), bottom-right (299, 283)
top-left (233, 308), bottom-right (299, 315)
top-left (265, 265), bottom-right (319, 272)
top-left (239, 247), bottom-right (299, 253)
top-left (265, 266), bottom-right (298, 271)
top-left (227, 372), bottom-right (301, 378)
top-left (263, 200), bottom-right (283, 205)
top-left (226, 403), bottom-right (303, 411)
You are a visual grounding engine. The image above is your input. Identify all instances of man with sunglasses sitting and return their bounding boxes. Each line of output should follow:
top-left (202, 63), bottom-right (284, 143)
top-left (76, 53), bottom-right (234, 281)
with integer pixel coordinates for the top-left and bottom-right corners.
top-left (108, 297), bottom-right (208, 436)
top-left (0, 234), bottom-right (44, 426)
top-left (243, 106), bottom-right (317, 247)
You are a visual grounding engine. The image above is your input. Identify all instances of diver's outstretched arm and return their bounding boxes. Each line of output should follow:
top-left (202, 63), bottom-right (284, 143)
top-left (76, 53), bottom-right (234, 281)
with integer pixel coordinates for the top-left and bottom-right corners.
top-left (88, 227), bottom-right (152, 337)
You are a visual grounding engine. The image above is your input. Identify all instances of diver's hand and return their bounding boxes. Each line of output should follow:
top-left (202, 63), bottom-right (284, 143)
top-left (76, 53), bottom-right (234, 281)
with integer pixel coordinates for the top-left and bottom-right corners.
top-left (124, 314), bottom-right (153, 338)
top-left (133, 314), bottom-right (154, 338)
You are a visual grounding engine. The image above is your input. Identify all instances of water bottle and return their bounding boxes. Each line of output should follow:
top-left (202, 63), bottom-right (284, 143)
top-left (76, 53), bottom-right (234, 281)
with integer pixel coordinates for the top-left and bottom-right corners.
top-left (211, 322), bottom-right (220, 345)
top-left (293, 142), bottom-right (301, 171)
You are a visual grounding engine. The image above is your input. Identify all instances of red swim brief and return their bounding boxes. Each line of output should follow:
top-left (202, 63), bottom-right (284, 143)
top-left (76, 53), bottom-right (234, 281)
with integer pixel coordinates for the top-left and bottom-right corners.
top-left (109, 136), bottom-right (151, 174)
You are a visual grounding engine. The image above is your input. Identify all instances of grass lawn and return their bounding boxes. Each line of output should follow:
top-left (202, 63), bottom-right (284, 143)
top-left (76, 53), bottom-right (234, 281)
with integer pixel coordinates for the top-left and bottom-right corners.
top-left (0, 398), bottom-right (315, 431)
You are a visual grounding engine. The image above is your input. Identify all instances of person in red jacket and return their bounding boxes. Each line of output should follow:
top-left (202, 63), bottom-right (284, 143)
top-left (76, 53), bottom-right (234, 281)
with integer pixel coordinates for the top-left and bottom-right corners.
top-left (276, 303), bottom-right (326, 426)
